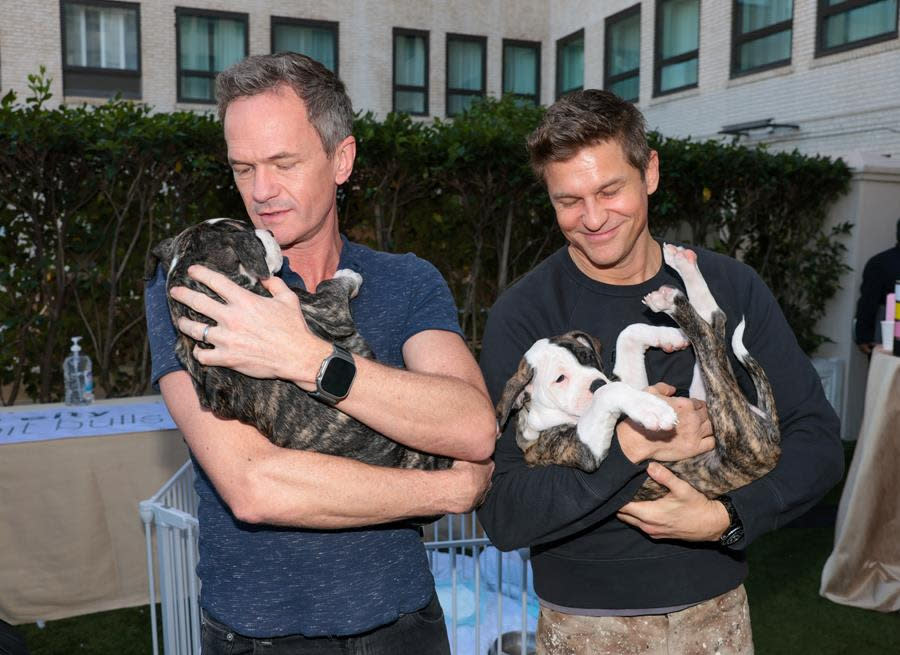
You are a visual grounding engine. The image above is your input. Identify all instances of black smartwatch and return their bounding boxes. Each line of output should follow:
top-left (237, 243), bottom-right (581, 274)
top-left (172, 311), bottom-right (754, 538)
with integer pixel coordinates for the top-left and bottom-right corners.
top-left (716, 494), bottom-right (744, 547)
top-left (308, 344), bottom-right (356, 405)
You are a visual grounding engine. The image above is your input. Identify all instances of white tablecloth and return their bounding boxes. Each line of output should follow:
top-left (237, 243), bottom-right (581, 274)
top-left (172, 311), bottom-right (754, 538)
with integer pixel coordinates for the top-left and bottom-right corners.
top-left (0, 396), bottom-right (188, 624)
top-left (820, 348), bottom-right (900, 611)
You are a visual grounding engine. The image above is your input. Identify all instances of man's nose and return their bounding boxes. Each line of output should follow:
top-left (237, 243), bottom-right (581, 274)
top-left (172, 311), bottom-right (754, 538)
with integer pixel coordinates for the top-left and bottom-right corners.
top-left (589, 378), bottom-right (606, 393)
top-left (252, 166), bottom-right (278, 203)
top-left (582, 197), bottom-right (607, 231)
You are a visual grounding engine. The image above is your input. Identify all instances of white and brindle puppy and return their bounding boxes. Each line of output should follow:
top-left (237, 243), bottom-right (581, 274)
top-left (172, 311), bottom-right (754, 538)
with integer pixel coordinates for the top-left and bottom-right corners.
top-left (497, 244), bottom-right (780, 501)
top-left (147, 218), bottom-right (452, 471)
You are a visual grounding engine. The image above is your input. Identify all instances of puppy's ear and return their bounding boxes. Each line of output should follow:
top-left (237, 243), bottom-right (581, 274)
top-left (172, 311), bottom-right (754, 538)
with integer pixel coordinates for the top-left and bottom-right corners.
top-left (568, 330), bottom-right (603, 370)
top-left (496, 357), bottom-right (535, 429)
top-left (145, 238), bottom-right (174, 281)
top-left (238, 234), bottom-right (273, 280)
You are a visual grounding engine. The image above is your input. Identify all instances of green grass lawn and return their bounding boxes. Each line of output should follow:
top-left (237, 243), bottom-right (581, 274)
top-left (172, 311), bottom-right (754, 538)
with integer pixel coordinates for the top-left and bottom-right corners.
top-left (746, 524), bottom-right (900, 654)
top-left (15, 605), bottom-right (158, 655)
top-left (15, 445), bottom-right (900, 654)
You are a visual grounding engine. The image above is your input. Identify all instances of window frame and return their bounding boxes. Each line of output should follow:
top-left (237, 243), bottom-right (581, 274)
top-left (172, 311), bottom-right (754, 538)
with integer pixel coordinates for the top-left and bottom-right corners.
top-left (392, 27), bottom-right (430, 116)
top-left (730, 0), bottom-right (794, 77)
top-left (59, 0), bottom-right (142, 99)
top-left (175, 6), bottom-right (249, 105)
top-left (653, 0), bottom-right (701, 97)
top-left (445, 32), bottom-right (487, 117)
top-left (502, 38), bottom-right (541, 105)
top-left (815, 0), bottom-right (899, 57)
top-left (556, 28), bottom-right (585, 99)
top-left (604, 4), bottom-right (641, 102)
top-left (270, 16), bottom-right (339, 75)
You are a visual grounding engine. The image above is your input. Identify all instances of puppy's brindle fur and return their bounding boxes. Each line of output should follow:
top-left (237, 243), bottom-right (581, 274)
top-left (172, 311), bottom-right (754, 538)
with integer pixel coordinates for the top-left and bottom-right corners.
top-left (497, 244), bottom-right (780, 501)
top-left (146, 218), bottom-right (452, 471)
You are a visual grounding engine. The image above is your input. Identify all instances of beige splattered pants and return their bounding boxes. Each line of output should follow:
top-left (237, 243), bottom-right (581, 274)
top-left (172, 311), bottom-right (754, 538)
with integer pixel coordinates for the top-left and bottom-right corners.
top-left (537, 585), bottom-right (753, 655)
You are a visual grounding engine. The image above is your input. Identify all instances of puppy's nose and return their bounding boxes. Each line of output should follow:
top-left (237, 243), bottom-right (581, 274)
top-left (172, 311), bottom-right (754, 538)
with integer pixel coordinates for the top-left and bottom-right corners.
top-left (589, 378), bottom-right (606, 393)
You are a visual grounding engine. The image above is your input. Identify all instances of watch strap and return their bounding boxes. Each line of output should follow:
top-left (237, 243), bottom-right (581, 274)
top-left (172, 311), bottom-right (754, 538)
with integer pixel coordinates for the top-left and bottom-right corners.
top-left (717, 494), bottom-right (744, 547)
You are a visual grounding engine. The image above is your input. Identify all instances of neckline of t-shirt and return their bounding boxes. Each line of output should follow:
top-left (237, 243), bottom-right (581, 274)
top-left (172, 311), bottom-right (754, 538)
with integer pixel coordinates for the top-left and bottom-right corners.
top-left (557, 240), bottom-right (678, 297)
top-left (277, 233), bottom-right (362, 291)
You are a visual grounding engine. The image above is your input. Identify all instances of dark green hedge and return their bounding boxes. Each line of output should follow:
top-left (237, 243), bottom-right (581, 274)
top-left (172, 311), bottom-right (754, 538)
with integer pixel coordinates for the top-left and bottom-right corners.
top-left (0, 73), bottom-right (851, 403)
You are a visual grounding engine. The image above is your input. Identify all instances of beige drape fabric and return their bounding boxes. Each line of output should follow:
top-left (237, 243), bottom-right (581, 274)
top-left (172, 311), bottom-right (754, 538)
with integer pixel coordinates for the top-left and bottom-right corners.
top-left (820, 348), bottom-right (900, 612)
top-left (0, 397), bottom-right (188, 624)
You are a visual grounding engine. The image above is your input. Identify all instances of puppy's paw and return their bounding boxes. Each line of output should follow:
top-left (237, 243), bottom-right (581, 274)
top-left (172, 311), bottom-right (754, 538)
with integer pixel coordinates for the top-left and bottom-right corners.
top-left (652, 327), bottom-right (690, 353)
top-left (643, 286), bottom-right (682, 314)
top-left (333, 269), bottom-right (363, 297)
top-left (629, 394), bottom-right (678, 432)
top-left (663, 243), bottom-right (698, 273)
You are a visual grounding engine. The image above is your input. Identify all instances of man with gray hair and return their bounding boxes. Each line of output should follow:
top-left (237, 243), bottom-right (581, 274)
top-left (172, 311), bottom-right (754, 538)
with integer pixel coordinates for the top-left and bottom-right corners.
top-left (144, 53), bottom-right (496, 654)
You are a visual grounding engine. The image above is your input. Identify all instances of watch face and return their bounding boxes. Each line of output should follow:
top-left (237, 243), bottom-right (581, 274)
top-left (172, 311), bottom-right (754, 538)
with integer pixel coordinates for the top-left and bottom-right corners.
top-left (321, 356), bottom-right (356, 398)
top-left (721, 526), bottom-right (744, 546)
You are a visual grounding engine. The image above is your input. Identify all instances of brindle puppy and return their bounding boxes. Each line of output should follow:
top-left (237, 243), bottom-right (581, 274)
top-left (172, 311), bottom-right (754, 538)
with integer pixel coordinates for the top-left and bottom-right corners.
top-left (146, 218), bottom-right (452, 471)
top-left (497, 244), bottom-right (780, 501)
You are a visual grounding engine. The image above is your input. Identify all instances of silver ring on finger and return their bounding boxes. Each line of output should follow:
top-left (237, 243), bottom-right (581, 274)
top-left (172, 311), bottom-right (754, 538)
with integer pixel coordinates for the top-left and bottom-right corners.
top-left (201, 324), bottom-right (211, 344)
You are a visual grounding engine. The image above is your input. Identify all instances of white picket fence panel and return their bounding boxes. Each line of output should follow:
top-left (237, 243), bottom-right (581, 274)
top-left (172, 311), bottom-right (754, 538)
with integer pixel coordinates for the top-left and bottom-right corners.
top-left (140, 461), bottom-right (536, 655)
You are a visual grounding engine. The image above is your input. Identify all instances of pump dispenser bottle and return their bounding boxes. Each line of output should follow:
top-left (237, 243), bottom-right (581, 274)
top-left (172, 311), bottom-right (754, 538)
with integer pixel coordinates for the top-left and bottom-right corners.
top-left (63, 336), bottom-right (94, 405)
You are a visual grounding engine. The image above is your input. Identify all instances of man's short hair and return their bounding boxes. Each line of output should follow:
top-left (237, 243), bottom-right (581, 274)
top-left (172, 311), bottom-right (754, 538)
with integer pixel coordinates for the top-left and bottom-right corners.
top-left (527, 89), bottom-right (651, 182)
top-left (215, 53), bottom-right (353, 158)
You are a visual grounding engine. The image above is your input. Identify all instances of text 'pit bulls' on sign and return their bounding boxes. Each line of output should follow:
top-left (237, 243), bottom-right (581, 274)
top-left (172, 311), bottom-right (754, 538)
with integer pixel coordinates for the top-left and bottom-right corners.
top-left (0, 400), bottom-right (177, 444)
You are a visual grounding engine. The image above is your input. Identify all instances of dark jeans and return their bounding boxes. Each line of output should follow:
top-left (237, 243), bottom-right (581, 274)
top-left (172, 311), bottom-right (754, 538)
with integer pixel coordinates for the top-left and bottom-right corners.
top-left (200, 593), bottom-right (450, 655)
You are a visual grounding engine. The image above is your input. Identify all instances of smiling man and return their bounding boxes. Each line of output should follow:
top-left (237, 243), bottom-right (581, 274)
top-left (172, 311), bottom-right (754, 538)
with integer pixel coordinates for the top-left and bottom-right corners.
top-left (477, 90), bottom-right (843, 655)
top-left (144, 53), bottom-right (496, 654)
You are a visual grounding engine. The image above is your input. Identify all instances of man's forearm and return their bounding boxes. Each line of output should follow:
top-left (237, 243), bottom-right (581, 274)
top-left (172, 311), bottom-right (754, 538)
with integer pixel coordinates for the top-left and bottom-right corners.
top-left (241, 443), bottom-right (476, 528)
top-left (330, 353), bottom-right (497, 461)
top-left (285, 330), bottom-right (497, 461)
top-left (478, 429), bottom-right (647, 551)
top-left (161, 371), bottom-right (482, 528)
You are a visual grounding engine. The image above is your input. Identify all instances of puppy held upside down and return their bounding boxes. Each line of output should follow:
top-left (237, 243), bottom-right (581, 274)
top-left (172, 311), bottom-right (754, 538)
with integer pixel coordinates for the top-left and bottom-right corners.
top-left (497, 244), bottom-right (780, 501)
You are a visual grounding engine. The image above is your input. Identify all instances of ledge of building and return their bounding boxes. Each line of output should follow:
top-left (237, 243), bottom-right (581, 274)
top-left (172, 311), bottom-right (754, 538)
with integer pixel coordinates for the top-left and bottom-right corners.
top-left (842, 151), bottom-right (900, 178)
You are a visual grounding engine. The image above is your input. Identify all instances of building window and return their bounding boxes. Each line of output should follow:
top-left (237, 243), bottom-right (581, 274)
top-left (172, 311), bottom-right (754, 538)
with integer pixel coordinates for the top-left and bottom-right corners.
top-left (271, 17), bottom-right (338, 74)
top-left (655, 0), bottom-right (700, 96)
top-left (732, 0), bottom-right (793, 76)
top-left (60, 0), bottom-right (140, 98)
top-left (605, 5), bottom-right (641, 102)
top-left (176, 8), bottom-right (248, 104)
top-left (816, 0), bottom-right (898, 56)
top-left (502, 39), bottom-right (540, 105)
top-left (446, 34), bottom-right (486, 116)
top-left (556, 29), bottom-right (584, 98)
top-left (393, 28), bottom-right (429, 116)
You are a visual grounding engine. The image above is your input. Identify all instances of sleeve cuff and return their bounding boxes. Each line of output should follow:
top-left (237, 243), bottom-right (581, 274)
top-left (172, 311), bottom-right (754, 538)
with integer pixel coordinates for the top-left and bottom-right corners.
top-left (151, 363), bottom-right (185, 391)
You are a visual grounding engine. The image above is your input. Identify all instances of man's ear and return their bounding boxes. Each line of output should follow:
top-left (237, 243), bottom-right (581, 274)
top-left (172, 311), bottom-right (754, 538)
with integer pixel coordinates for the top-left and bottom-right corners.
top-left (645, 149), bottom-right (660, 196)
top-left (496, 358), bottom-right (535, 429)
top-left (333, 135), bottom-right (356, 186)
top-left (146, 238), bottom-right (174, 280)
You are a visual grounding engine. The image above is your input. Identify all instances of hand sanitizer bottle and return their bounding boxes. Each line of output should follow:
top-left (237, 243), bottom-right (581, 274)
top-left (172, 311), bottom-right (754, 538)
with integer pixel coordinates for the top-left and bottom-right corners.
top-left (63, 336), bottom-right (94, 405)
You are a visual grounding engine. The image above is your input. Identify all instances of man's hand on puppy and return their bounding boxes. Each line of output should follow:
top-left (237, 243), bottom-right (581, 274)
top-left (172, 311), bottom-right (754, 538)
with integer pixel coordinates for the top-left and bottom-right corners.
top-left (617, 382), bottom-right (715, 463)
top-left (171, 265), bottom-right (329, 389)
top-left (616, 463), bottom-right (730, 542)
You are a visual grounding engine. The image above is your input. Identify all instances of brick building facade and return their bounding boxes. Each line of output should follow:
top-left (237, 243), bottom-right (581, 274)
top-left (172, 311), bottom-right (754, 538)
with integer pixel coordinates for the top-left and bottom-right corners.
top-left (1, 1), bottom-right (897, 160)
